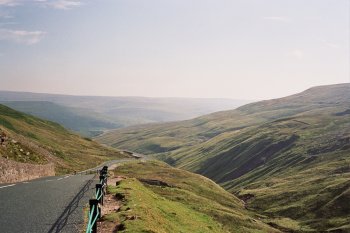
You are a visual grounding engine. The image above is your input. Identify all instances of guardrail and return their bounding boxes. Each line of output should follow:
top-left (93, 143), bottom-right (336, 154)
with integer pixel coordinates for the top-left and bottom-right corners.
top-left (85, 165), bottom-right (108, 233)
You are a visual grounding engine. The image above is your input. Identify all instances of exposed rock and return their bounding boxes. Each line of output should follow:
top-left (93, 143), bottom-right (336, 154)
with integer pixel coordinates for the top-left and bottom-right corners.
top-left (0, 157), bottom-right (55, 183)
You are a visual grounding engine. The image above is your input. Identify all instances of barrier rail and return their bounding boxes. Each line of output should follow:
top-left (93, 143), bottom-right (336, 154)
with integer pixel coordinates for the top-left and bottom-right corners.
top-left (86, 165), bottom-right (108, 233)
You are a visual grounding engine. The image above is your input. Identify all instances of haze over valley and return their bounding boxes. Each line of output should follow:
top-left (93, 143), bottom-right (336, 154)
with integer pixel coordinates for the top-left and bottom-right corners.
top-left (0, 91), bottom-right (251, 136)
top-left (0, 0), bottom-right (349, 232)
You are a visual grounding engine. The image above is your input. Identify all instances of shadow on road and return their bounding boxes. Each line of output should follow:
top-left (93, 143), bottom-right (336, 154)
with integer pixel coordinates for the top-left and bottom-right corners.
top-left (47, 176), bottom-right (95, 233)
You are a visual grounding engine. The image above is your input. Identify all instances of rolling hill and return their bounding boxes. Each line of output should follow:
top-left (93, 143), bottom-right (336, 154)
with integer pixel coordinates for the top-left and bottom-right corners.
top-left (106, 160), bottom-right (279, 232)
top-left (97, 83), bottom-right (350, 232)
top-left (0, 104), bottom-right (126, 178)
top-left (0, 103), bottom-right (280, 232)
top-left (1, 101), bottom-right (119, 137)
top-left (0, 91), bottom-right (251, 137)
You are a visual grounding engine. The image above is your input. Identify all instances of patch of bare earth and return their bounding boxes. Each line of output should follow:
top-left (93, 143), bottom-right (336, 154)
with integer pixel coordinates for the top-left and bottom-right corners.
top-left (97, 176), bottom-right (125, 233)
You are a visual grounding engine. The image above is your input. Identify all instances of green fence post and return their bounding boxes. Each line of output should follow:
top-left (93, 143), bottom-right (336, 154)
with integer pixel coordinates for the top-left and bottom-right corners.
top-left (96, 183), bottom-right (103, 205)
top-left (99, 175), bottom-right (105, 184)
top-left (89, 199), bottom-right (99, 233)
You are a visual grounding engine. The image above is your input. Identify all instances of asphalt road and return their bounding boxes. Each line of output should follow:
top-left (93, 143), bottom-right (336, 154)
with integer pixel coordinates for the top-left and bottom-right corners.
top-left (0, 158), bottom-right (136, 233)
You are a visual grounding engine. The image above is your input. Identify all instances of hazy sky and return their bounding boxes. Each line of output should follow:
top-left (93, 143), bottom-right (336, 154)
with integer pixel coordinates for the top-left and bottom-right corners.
top-left (0, 0), bottom-right (349, 100)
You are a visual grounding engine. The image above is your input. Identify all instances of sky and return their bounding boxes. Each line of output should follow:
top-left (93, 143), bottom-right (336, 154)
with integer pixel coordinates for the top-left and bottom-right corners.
top-left (0, 0), bottom-right (349, 100)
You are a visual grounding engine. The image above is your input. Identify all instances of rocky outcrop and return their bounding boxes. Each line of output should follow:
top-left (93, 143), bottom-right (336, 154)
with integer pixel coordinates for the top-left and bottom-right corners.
top-left (0, 127), bottom-right (58, 183)
top-left (0, 157), bottom-right (55, 183)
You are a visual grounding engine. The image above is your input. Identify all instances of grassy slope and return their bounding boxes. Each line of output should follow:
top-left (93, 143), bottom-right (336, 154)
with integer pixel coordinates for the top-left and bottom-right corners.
top-left (1, 101), bottom-right (119, 137)
top-left (106, 160), bottom-right (279, 233)
top-left (0, 104), bottom-right (126, 174)
top-left (97, 84), bottom-right (349, 154)
top-left (97, 83), bottom-right (350, 232)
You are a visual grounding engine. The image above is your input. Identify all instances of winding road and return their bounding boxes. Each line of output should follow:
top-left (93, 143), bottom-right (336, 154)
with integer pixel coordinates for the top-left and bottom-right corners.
top-left (0, 159), bottom-right (135, 233)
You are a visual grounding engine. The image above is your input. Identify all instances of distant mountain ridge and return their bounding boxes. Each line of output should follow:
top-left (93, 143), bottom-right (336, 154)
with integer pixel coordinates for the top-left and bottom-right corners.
top-left (0, 91), bottom-right (251, 137)
top-left (96, 83), bottom-right (350, 232)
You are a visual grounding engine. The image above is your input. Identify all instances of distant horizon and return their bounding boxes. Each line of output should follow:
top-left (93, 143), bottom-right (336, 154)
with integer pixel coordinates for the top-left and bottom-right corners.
top-left (0, 88), bottom-right (252, 100)
top-left (0, 82), bottom-right (349, 101)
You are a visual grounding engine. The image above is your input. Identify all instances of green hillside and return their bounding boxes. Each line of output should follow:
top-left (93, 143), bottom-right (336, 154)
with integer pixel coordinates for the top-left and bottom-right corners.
top-left (105, 160), bottom-right (279, 232)
top-left (97, 83), bottom-right (350, 155)
top-left (0, 104), bottom-right (126, 174)
top-left (1, 101), bottom-right (119, 137)
top-left (97, 83), bottom-right (350, 232)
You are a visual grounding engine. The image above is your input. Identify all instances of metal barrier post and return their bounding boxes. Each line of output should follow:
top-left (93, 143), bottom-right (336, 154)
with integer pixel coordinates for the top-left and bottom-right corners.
top-left (89, 199), bottom-right (99, 233)
top-left (100, 171), bottom-right (107, 182)
top-left (103, 167), bottom-right (108, 183)
top-left (99, 175), bottom-right (105, 184)
top-left (86, 166), bottom-right (109, 233)
top-left (96, 183), bottom-right (103, 205)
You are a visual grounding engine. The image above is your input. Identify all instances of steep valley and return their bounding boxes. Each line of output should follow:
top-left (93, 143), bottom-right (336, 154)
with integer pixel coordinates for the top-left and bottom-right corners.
top-left (97, 83), bottom-right (350, 232)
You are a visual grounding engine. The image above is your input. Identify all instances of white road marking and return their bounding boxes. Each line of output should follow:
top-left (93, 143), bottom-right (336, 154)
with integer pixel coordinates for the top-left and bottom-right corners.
top-left (22, 182), bottom-right (29, 184)
top-left (57, 178), bottom-right (63, 181)
top-left (64, 176), bottom-right (70, 179)
top-left (0, 184), bottom-right (16, 189)
top-left (45, 179), bottom-right (54, 182)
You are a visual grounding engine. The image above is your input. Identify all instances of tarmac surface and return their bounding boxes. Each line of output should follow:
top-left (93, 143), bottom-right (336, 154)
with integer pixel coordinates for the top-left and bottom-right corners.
top-left (0, 159), bottom-right (136, 233)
